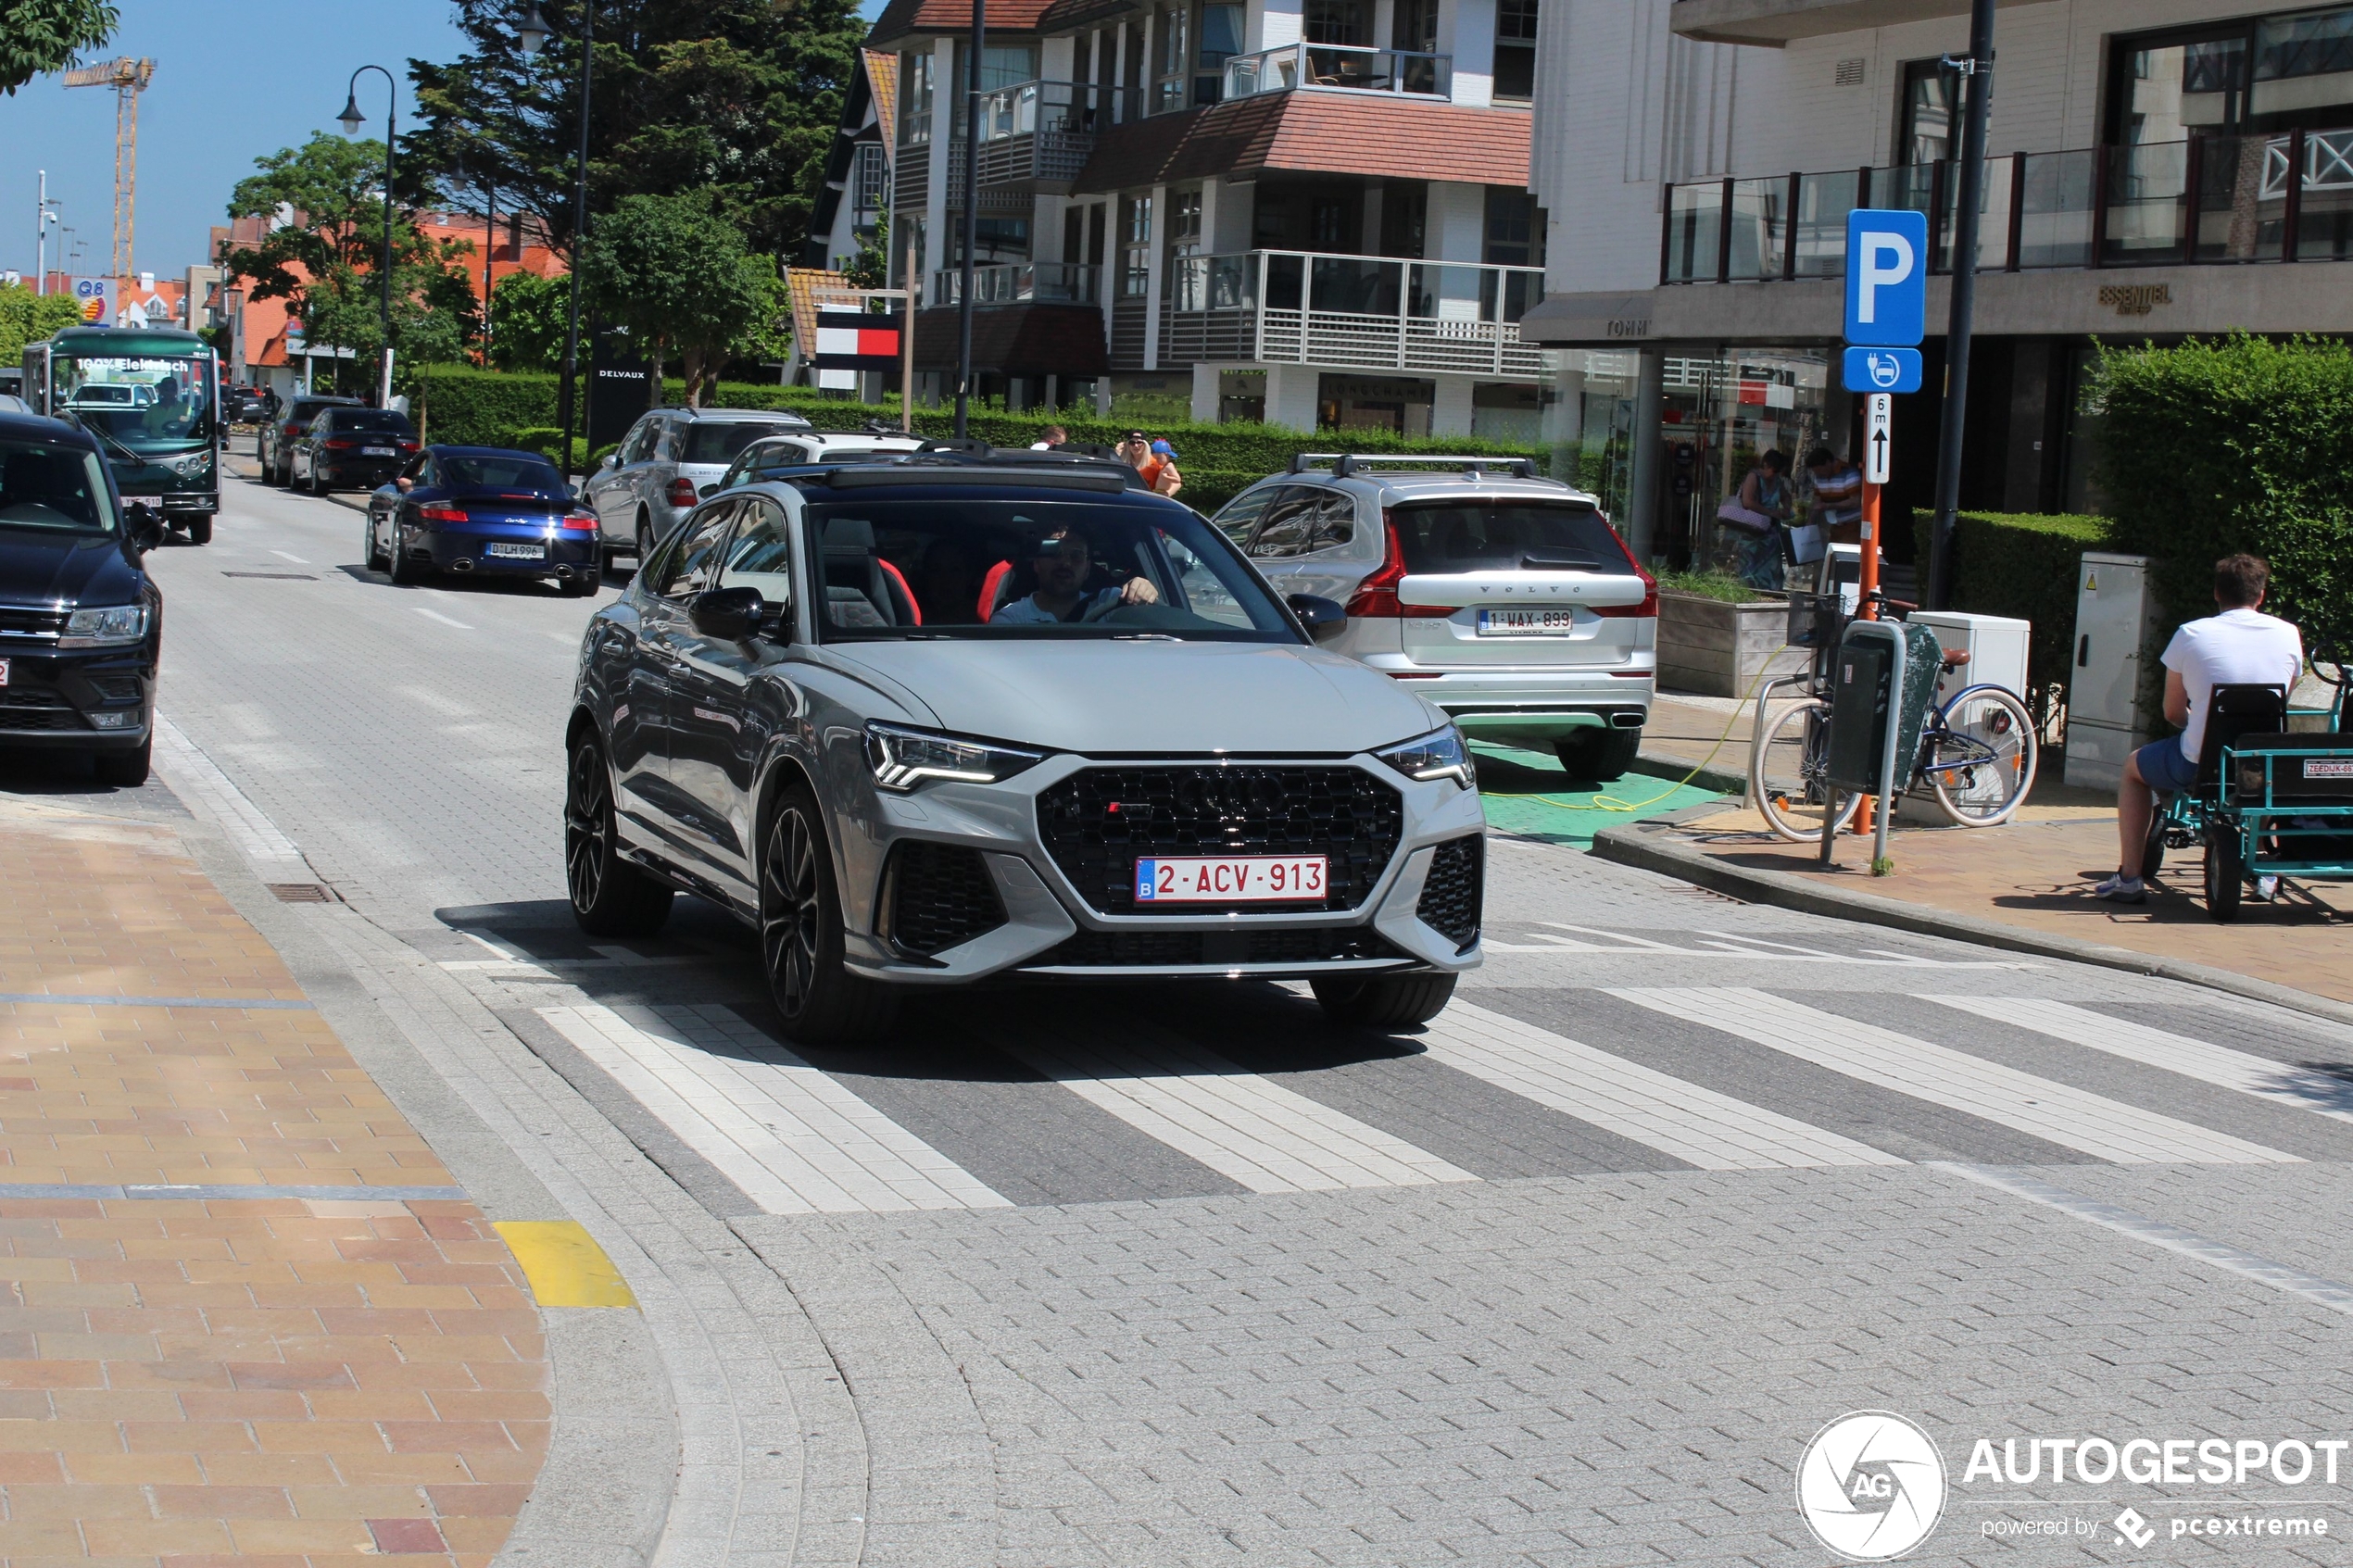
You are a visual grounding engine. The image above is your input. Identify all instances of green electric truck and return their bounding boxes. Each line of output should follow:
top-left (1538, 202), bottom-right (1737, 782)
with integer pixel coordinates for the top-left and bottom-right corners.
top-left (22, 325), bottom-right (221, 545)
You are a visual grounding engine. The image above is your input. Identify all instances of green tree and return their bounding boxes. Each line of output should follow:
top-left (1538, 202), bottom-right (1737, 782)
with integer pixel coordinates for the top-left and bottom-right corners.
top-left (0, 0), bottom-right (117, 95)
top-left (580, 194), bottom-right (786, 407)
top-left (405, 0), bottom-right (864, 262)
top-left (220, 132), bottom-right (481, 395)
top-left (840, 209), bottom-right (890, 291)
top-left (0, 282), bottom-right (86, 362)
top-left (485, 270), bottom-right (570, 372)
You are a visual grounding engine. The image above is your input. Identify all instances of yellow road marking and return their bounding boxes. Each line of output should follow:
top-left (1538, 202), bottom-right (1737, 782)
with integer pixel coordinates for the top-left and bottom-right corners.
top-left (494, 1220), bottom-right (636, 1308)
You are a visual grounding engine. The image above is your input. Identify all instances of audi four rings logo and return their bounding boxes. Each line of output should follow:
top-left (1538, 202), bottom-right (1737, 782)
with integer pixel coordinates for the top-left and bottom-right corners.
top-left (1796, 1411), bottom-right (1949, 1560)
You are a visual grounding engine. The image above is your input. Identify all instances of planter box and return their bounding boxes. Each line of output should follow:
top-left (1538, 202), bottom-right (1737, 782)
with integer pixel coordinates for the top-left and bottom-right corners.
top-left (1656, 591), bottom-right (1807, 698)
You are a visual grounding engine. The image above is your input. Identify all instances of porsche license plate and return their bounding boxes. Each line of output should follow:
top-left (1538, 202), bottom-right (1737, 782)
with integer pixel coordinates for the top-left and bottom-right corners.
top-left (1477, 608), bottom-right (1577, 635)
top-left (1135, 855), bottom-right (1327, 903)
top-left (485, 542), bottom-right (545, 559)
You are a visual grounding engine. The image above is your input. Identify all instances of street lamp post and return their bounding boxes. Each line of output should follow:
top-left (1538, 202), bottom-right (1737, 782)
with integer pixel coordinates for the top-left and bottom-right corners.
top-left (955, 0), bottom-right (984, 437)
top-left (34, 172), bottom-right (59, 295)
top-left (1925, 0), bottom-right (1996, 611)
top-left (337, 65), bottom-right (398, 408)
top-left (516, 2), bottom-right (593, 490)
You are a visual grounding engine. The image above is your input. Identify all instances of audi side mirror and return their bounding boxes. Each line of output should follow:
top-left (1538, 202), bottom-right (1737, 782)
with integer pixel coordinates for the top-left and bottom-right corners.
top-left (688, 585), bottom-right (766, 641)
top-left (1288, 593), bottom-right (1347, 643)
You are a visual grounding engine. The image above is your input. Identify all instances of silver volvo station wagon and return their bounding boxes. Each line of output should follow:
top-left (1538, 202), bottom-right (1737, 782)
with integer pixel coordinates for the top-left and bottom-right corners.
top-left (562, 456), bottom-right (1485, 1043)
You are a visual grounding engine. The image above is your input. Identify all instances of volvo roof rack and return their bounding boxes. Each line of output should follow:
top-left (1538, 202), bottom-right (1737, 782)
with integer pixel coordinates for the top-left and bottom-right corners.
top-left (1287, 452), bottom-right (1543, 481)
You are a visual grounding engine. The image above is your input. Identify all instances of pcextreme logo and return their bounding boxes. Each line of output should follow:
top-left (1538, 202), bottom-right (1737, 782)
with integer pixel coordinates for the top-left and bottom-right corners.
top-left (1795, 1411), bottom-right (1949, 1561)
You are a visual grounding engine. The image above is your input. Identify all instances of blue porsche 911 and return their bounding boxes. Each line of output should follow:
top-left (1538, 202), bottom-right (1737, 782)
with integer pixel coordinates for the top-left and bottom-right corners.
top-left (365, 445), bottom-right (604, 596)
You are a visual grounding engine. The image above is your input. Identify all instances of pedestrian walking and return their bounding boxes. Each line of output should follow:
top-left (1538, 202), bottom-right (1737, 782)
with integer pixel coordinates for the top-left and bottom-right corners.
top-left (1029, 425), bottom-right (1067, 450)
top-left (1717, 448), bottom-right (1792, 588)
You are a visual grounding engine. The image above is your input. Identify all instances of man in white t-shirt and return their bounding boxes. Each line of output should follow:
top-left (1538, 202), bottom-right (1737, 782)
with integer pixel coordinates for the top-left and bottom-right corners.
top-left (2095, 553), bottom-right (2304, 903)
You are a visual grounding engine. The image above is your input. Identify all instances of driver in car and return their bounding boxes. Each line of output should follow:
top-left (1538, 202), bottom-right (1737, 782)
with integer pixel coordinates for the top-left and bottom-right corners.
top-left (989, 525), bottom-right (1161, 624)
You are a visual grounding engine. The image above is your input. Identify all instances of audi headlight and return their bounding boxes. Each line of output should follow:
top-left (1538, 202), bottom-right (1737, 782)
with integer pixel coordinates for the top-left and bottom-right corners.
top-left (1375, 724), bottom-right (1476, 789)
top-left (864, 721), bottom-right (1044, 792)
top-left (60, 603), bottom-right (150, 648)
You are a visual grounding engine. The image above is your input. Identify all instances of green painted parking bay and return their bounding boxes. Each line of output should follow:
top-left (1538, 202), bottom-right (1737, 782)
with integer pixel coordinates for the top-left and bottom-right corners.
top-left (1473, 741), bottom-right (1724, 849)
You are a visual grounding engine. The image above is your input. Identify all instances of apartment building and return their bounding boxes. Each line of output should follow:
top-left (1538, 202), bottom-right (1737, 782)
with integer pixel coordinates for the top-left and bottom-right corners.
top-left (1522, 0), bottom-right (2353, 566)
top-left (866, 0), bottom-right (1549, 434)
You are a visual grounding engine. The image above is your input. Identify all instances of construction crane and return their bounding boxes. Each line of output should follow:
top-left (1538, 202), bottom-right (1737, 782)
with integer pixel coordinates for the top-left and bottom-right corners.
top-left (62, 56), bottom-right (155, 282)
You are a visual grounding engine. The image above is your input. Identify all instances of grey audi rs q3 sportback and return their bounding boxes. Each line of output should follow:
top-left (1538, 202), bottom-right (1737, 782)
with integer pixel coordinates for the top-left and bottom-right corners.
top-left (562, 455), bottom-right (1485, 1043)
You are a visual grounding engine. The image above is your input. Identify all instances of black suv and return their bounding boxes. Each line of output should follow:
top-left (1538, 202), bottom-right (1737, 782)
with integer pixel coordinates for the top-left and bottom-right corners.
top-left (0, 410), bottom-right (168, 784)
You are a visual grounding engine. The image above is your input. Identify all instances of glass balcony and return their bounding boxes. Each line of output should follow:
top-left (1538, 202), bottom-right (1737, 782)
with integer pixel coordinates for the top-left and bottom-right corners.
top-left (1220, 43), bottom-right (1452, 102)
top-left (929, 262), bottom-right (1101, 307)
top-left (1159, 249), bottom-right (1546, 375)
top-left (1660, 122), bottom-right (2353, 283)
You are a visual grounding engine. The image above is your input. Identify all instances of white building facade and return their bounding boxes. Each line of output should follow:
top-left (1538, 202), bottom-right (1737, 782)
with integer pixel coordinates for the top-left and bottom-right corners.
top-left (1522, 0), bottom-right (2353, 565)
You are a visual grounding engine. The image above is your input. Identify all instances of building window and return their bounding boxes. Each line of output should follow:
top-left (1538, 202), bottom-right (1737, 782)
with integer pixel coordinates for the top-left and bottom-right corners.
top-left (1484, 187), bottom-right (1543, 266)
top-left (2107, 7), bottom-right (2353, 144)
top-left (901, 51), bottom-right (933, 145)
top-left (1167, 187), bottom-right (1202, 257)
top-left (1896, 58), bottom-right (1955, 163)
top-left (850, 144), bottom-right (888, 226)
top-left (1120, 194), bottom-right (1153, 295)
top-left (1493, 0), bottom-right (1537, 101)
top-left (954, 43), bottom-right (1038, 133)
top-left (1304, 0), bottom-right (1368, 46)
top-left (1197, 4), bottom-right (1242, 105)
top-left (1153, 6), bottom-right (1190, 114)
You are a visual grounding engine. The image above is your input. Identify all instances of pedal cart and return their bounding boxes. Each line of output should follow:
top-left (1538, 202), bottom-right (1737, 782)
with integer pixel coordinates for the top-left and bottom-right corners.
top-left (2145, 655), bottom-right (2353, 921)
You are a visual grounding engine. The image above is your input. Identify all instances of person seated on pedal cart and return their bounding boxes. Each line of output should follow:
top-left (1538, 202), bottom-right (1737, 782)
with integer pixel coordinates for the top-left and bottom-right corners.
top-left (2095, 553), bottom-right (2303, 904)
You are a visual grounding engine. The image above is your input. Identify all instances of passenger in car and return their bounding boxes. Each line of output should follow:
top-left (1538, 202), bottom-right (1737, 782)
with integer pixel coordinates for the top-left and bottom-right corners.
top-left (988, 526), bottom-right (1162, 623)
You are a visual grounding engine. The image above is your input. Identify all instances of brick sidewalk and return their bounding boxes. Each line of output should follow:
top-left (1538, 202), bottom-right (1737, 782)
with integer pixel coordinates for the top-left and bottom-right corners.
top-left (0, 798), bottom-right (547, 1566)
top-left (1648, 796), bottom-right (2353, 1005)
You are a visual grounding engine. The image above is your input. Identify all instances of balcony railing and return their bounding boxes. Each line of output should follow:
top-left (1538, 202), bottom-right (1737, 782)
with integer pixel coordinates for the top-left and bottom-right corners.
top-left (974, 81), bottom-right (1134, 189)
top-left (929, 262), bottom-right (1101, 307)
top-left (1661, 125), bottom-right (2353, 284)
top-left (1159, 249), bottom-right (1543, 374)
top-left (1221, 43), bottom-right (1452, 101)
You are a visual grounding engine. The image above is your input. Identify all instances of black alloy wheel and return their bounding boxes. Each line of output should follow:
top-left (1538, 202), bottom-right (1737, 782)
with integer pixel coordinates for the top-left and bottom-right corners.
top-left (1310, 972), bottom-right (1459, 1028)
top-left (387, 522), bottom-right (420, 585)
top-left (761, 784), bottom-right (896, 1044)
top-left (564, 734), bottom-right (673, 936)
top-left (364, 512), bottom-right (388, 571)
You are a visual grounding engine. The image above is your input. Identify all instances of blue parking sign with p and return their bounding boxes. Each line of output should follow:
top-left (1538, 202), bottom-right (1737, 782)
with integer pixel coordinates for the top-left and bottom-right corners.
top-left (1843, 209), bottom-right (1927, 347)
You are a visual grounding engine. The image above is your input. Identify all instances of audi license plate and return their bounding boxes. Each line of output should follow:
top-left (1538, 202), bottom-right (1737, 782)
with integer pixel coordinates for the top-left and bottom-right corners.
top-left (0, 659), bottom-right (9, 686)
top-left (362, 445), bottom-right (396, 457)
top-left (485, 542), bottom-right (545, 559)
top-left (1135, 855), bottom-right (1327, 903)
top-left (1477, 608), bottom-right (1577, 635)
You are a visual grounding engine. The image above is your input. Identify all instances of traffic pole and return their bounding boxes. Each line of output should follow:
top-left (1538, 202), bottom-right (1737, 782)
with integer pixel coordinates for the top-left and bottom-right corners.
top-left (1853, 391), bottom-right (1891, 835)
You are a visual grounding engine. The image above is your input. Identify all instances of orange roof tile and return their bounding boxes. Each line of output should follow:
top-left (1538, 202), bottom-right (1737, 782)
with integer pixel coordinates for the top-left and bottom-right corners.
top-left (869, 0), bottom-right (1058, 44)
top-left (863, 48), bottom-right (899, 145)
top-left (1075, 93), bottom-right (1529, 192)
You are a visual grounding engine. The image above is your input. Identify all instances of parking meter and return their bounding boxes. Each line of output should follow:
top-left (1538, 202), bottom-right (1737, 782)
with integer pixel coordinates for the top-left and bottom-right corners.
top-left (1822, 620), bottom-right (1944, 870)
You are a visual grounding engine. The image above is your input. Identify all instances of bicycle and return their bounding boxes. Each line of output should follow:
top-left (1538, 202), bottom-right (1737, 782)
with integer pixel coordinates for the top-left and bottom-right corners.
top-left (1748, 590), bottom-right (2039, 843)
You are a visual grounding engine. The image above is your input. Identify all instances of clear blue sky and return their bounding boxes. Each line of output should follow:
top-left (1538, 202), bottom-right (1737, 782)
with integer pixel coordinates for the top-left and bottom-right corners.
top-left (2, 0), bottom-right (887, 286)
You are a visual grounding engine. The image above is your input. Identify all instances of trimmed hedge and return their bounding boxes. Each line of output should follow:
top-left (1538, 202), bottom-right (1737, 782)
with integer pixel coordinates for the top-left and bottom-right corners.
top-left (2090, 333), bottom-right (2353, 655)
top-left (409, 367), bottom-right (1548, 501)
top-left (1912, 509), bottom-right (2113, 708)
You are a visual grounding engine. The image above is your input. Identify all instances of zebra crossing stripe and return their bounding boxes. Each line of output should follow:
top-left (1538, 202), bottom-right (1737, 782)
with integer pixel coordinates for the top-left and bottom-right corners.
top-left (1608, 988), bottom-right (2301, 1166)
top-left (998, 1028), bottom-right (1478, 1194)
top-left (1926, 996), bottom-right (2353, 1126)
top-left (538, 1003), bottom-right (1011, 1213)
top-left (1422, 1002), bottom-right (1905, 1170)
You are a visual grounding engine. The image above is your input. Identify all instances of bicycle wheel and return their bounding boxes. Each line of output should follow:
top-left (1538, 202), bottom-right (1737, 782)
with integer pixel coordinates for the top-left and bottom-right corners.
top-left (1923, 685), bottom-right (2038, 827)
top-left (1753, 697), bottom-right (1860, 843)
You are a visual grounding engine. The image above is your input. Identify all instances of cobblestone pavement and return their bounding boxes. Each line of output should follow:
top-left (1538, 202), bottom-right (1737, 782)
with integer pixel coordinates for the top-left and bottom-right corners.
top-left (29, 456), bottom-right (2353, 1565)
top-left (0, 795), bottom-right (547, 1565)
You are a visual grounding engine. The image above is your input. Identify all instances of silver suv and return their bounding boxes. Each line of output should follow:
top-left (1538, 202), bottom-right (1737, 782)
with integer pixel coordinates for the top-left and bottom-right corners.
top-left (1210, 456), bottom-right (1655, 782)
top-left (561, 457), bottom-right (1485, 1043)
top-left (585, 407), bottom-right (815, 571)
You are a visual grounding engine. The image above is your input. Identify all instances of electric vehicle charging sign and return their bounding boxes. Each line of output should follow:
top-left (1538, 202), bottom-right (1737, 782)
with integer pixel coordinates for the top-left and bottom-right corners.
top-left (1843, 209), bottom-right (1928, 347)
top-left (1841, 346), bottom-right (1923, 395)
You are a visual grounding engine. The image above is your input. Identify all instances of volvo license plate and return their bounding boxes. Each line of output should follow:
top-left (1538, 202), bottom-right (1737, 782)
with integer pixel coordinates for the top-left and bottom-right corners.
top-left (1477, 608), bottom-right (1577, 635)
top-left (485, 542), bottom-right (545, 559)
top-left (1135, 855), bottom-right (1327, 903)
